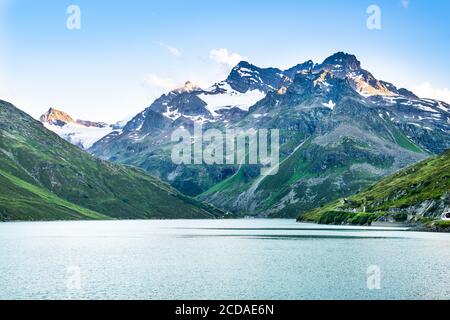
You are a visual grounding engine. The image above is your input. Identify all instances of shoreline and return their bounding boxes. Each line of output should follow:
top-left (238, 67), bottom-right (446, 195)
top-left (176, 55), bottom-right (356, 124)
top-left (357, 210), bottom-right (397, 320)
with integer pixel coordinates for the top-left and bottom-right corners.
top-left (297, 218), bottom-right (450, 233)
top-left (1, 217), bottom-right (449, 233)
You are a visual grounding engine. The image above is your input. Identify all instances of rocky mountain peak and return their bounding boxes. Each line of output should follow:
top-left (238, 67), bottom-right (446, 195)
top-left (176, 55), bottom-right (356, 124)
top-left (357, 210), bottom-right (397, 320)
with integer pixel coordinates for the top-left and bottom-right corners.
top-left (39, 108), bottom-right (114, 149)
top-left (317, 52), bottom-right (401, 97)
top-left (227, 61), bottom-right (262, 81)
top-left (39, 108), bottom-right (109, 129)
top-left (322, 52), bottom-right (362, 71)
top-left (233, 61), bottom-right (255, 70)
top-left (39, 108), bottom-right (75, 127)
top-left (226, 61), bottom-right (284, 93)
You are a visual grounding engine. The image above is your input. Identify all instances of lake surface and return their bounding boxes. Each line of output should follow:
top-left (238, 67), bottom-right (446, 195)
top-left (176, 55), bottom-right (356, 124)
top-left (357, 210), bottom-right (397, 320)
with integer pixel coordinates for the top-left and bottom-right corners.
top-left (0, 219), bottom-right (449, 300)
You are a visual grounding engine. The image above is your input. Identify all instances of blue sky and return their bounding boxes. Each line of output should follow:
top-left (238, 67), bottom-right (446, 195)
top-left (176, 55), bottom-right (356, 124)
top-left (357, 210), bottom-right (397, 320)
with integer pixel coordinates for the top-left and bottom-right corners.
top-left (1, 0), bottom-right (449, 122)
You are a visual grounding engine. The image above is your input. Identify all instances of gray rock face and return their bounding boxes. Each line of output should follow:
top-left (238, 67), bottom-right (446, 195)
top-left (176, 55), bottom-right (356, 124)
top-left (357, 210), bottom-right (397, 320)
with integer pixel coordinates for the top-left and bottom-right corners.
top-left (225, 60), bottom-right (313, 93)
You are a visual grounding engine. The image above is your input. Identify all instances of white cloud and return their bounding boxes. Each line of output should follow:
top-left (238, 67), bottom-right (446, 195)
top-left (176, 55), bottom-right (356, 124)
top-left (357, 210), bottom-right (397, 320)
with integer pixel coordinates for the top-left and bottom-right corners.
top-left (154, 42), bottom-right (181, 57)
top-left (401, 0), bottom-right (410, 9)
top-left (142, 74), bottom-right (177, 90)
top-left (209, 48), bottom-right (248, 68)
top-left (413, 82), bottom-right (450, 104)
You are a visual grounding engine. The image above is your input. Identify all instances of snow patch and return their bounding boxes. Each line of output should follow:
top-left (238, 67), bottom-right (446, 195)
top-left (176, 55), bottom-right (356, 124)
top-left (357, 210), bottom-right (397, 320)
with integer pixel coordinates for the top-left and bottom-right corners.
top-left (45, 123), bottom-right (116, 149)
top-left (163, 107), bottom-right (182, 120)
top-left (436, 101), bottom-right (450, 113)
top-left (417, 105), bottom-right (439, 113)
top-left (322, 100), bottom-right (336, 110)
top-left (199, 82), bottom-right (266, 115)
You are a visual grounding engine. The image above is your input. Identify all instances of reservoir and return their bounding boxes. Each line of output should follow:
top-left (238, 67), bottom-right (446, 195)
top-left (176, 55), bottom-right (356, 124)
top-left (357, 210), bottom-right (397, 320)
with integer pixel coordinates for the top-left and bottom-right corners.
top-left (0, 219), bottom-right (449, 300)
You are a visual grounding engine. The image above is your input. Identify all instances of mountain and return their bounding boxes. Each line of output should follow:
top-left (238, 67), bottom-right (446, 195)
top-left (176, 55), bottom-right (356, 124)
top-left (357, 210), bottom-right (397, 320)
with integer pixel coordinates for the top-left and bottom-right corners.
top-left (89, 52), bottom-right (450, 218)
top-left (40, 108), bottom-right (122, 149)
top-left (89, 60), bottom-right (318, 192)
top-left (197, 71), bottom-right (443, 217)
top-left (317, 52), bottom-right (399, 97)
top-left (300, 149), bottom-right (450, 231)
top-left (0, 99), bottom-right (221, 221)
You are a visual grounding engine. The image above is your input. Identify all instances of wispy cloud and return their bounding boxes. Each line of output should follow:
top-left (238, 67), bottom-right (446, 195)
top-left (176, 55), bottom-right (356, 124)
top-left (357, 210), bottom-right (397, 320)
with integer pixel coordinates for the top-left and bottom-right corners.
top-left (142, 74), bottom-right (177, 90)
top-left (154, 42), bottom-right (182, 57)
top-left (401, 0), bottom-right (410, 9)
top-left (209, 48), bottom-right (248, 68)
top-left (414, 82), bottom-right (450, 104)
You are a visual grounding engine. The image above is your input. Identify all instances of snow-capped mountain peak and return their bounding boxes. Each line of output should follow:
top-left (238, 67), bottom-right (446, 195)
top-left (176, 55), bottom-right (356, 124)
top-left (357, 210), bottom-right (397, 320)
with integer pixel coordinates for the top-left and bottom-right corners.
top-left (39, 108), bottom-right (120, 149)
top-left (321, 52), bottom-right (362, 72)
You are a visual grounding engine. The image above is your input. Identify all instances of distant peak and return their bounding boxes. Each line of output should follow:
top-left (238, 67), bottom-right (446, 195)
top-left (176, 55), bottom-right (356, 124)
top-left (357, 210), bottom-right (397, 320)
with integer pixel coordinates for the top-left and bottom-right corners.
top-left (42, 107), bottom-right (69, 116)
top-left (40, 108), bottom-right (75, 126)
top-left (174, 81), bottom-right (202, 93)
top-left (46, 107), bottom-right (63, 114)
top-left (184, 81), bottom-right (201, 91)
top-left (39, 108), bottom-right (109, 128)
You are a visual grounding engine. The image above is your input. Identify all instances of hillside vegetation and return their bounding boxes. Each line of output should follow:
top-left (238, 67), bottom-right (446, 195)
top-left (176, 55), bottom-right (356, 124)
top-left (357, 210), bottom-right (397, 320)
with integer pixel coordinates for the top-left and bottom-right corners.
top-left (300, 150), bottom-right (450, 231)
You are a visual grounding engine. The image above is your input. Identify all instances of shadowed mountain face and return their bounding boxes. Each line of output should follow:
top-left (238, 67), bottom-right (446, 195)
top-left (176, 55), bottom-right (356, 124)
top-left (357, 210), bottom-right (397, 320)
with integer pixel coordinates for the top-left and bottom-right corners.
top-left (0, 100), bottom-right (221, 221)
top-left (89, 52), bottom-right (450, 218)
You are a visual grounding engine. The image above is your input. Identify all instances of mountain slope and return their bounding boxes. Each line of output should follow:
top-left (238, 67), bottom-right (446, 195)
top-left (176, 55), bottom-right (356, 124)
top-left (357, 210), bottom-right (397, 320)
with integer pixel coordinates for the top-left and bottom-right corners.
top-left (197, 74), bottom-right (431, 217)
top-left (0, 168), bottom-right (108, 221)
top-left (89, 52), bottom-right (450, 218)
top-left (0, 99), bottom-right (221, 220)
top-left (300, 149), bottom-right (450, 230)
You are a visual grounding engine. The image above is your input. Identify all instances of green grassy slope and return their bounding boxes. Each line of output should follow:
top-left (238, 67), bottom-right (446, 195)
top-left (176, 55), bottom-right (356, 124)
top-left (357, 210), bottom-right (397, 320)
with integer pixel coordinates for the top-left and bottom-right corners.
top-left (0, 169), bottom-right (108, 221)
top-left (199, 129), bottom-right (419, 218)
top-left (0, 100), bottom-right (221, 220)
top-left (198, 89), bottom-right (430, 218)
top-left (300, 149), bottom-right (450, 229)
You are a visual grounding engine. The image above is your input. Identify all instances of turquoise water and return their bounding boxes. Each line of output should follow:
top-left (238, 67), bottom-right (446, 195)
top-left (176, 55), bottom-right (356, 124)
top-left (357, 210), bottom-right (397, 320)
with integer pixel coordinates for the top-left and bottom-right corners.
top-left (0, 219), bottom-right (449, 300)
